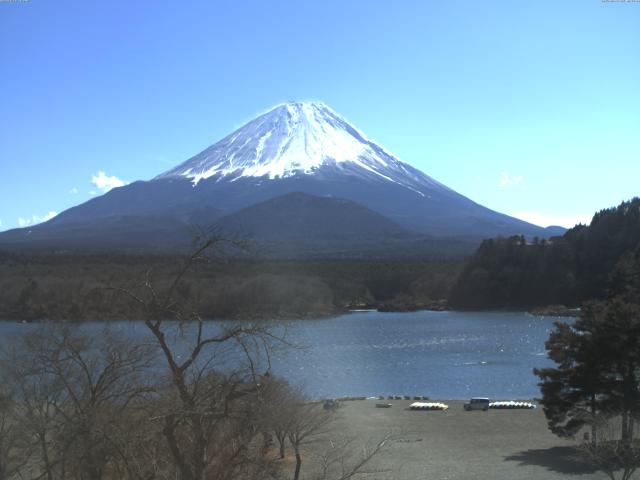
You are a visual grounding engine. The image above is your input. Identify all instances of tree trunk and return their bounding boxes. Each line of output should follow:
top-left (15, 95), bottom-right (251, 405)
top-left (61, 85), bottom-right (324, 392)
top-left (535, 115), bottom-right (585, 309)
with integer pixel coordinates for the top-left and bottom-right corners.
top-left (39, 431), bottom-right (55, 480)
top-left (622, 411), bottom-right (630, 446)
top-left (190, 416), bottom-right (207, 480)
top-left (293, 449), bottom-right (302, 480)
top-left (591, 393), bottom-right (598, 446)
top-left (275, 431), bottom-right (286, 459)
top-left (163, 415), bottom-right (193, 480)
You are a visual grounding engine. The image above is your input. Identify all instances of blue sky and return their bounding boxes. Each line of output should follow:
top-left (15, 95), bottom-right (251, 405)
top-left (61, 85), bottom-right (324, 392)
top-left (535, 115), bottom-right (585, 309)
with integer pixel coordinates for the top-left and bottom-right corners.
top-left (1, 0), bottom-right (638, 230)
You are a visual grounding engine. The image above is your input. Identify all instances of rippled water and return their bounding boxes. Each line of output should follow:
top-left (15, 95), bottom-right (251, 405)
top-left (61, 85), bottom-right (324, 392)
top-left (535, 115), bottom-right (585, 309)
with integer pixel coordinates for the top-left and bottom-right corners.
top-left (273, 310), bottom-right (559, 399)
top-left (0, 310), bottom-right (561, 400)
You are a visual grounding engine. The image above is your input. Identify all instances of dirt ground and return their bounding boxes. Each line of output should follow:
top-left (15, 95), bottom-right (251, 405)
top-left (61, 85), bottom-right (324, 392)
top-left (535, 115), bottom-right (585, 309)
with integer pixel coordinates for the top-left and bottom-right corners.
top-left (304, 399), bottom-right (610, 480)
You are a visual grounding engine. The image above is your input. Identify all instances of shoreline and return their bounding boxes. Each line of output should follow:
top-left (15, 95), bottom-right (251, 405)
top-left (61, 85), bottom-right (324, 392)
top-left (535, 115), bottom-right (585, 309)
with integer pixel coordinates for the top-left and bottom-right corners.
top-left (2, 303), bottom-right (579, 322)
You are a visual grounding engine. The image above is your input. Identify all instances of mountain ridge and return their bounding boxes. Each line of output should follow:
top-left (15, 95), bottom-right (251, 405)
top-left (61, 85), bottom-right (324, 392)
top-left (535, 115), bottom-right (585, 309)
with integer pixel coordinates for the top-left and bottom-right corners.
top-left (0, 101), bottom-right (564, 255)
top-left (155, 101), bottom-right (449, 199)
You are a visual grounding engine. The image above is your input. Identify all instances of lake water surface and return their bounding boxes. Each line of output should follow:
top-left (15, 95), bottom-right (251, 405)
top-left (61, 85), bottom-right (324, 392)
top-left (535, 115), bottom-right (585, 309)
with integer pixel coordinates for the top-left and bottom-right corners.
top-left (272, 310), bottom-right (559, 399)
top-left (1, 311), bottom-right (561, 400)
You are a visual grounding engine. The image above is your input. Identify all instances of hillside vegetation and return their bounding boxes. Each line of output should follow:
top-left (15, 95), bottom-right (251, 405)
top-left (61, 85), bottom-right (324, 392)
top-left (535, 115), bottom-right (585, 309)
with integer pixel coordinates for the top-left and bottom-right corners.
top-left (6, 198), bottom-right (638, 320)
top-left (0, 253), bottom-right (461, 321)
top-left (450, 198), bottom-right (640, 310)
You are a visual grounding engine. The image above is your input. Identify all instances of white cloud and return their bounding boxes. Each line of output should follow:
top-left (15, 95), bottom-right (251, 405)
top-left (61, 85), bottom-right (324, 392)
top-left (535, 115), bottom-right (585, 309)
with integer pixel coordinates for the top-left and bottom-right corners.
top-left (510, 211), bottom-right (592, 229)
top-left (17, 211), bottom-right (58, 228)
top-left (69, 187), bottom-right (78, 194)
top-left (91, 171), bottom-right (126, 193)
top-left (498, 171), bottom-right (523, 188)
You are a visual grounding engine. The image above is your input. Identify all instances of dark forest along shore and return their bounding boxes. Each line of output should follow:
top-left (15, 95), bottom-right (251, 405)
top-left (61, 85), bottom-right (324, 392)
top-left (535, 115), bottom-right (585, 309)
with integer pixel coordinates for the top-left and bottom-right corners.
top-left (1, 311), bottom-right (559, 399)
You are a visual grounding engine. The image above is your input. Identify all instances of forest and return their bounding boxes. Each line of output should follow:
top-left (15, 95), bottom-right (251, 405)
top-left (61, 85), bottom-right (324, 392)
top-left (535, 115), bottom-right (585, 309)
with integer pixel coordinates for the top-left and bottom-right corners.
top-left (450, 198), bottom-right (640, 310)
top-left (0, 251), bottom-right (461, 321)
top-left (3, 198), bottom-right (640, 321)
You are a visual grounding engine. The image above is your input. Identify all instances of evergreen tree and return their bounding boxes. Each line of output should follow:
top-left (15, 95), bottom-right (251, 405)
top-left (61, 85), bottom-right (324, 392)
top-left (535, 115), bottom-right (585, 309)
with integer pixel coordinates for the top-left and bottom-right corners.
top-left (534, 317), bottom-right (607, 441)
top-left (451, 197), bottom-right (640, 310)
top-left (535, 296), bottom-right (640, 447)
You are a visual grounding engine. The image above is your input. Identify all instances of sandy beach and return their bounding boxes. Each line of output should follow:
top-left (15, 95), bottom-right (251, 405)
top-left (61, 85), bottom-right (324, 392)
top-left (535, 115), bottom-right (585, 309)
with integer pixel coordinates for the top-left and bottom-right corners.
top-left (305, 399), bottom-right (608, 480)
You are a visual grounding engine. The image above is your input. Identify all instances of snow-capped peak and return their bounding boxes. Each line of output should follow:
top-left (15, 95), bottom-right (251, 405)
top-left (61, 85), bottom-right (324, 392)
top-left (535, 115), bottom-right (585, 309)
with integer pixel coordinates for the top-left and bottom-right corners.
top-left (156, 101), bottom-right (446, 196)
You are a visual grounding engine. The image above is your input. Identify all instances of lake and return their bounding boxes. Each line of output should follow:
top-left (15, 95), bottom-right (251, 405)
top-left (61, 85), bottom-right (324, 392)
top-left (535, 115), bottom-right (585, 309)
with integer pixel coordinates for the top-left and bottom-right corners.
top-left (0, 310), bottom-right (561, 400)
top-left (272, 310), bottom-right (559, 399)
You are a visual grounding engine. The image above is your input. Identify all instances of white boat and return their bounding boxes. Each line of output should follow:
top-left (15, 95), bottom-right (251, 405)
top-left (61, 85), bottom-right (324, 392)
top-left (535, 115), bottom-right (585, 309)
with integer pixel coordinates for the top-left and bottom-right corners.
top-left (409, 402), bottom-right (449, 411)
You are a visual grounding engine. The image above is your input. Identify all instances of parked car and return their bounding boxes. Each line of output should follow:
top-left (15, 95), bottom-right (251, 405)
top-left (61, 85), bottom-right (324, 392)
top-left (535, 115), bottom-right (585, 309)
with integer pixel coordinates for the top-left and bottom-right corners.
top-left (463, 397), bottom-right (489, 411)
top-left (323, 399), bottom-right (339, 411)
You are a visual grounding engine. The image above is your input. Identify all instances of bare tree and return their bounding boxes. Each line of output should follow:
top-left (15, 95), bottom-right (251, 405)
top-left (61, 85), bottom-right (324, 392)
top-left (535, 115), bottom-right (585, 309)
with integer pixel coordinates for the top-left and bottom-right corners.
top-left (0, 234), bottom-right (390, 480)
top-left (286, 400), bottom-right (336, 480)
top-left (2, 344), bottom-right (63, 480)
top-left (0, 325), bottom-right (156, 480)
top-left (115, 235), bottom-right (287, 480)
top-left (0, 388), bottom-right (30, 480)
top-left (580, 412), bottom-right (640, 480)
top-left (258, 376), bottom-right (298, 460)
top-left (256, 378), bottom-right (394, 480)
top-left (311, 434), bottom-right (393, 480)
top-left (283, 396), bottom-right (396, 480)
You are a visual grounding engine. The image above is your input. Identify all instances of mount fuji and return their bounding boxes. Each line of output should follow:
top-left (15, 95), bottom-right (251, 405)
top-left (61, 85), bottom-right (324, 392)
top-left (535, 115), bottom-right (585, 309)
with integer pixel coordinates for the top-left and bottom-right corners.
top-left (157, 101), bottom-right (446, 196)
top-left (0, 101), bottom-right (562, 256)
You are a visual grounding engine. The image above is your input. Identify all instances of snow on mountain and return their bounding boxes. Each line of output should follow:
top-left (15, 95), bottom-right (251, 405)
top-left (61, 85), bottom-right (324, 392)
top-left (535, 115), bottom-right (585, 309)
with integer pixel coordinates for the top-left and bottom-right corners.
top-left (156, 101), bottom-right (447, 197)
top-left (0, 100), bottom-right (559, 254)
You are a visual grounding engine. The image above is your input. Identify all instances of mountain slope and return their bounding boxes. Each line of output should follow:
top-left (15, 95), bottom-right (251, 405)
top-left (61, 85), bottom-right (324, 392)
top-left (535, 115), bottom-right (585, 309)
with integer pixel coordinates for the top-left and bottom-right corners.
top-left (217, 192), bottom-right (412, 239)
top-left (0, 192), bottom-right (477, 257)
top-left (214, 192), bottom-right (436, 258)
top-left (0, 101), bottom-right (562, 254)
top-left (0, 215), bottom-right (193, 253)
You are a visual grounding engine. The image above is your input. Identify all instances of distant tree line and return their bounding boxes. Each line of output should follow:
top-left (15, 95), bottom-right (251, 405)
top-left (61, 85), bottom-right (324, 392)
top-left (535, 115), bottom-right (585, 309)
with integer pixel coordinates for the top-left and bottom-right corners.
top-left (0, 252), bottom-right (461, 321)
top-left (450, 198), bottom-right (640, 310)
